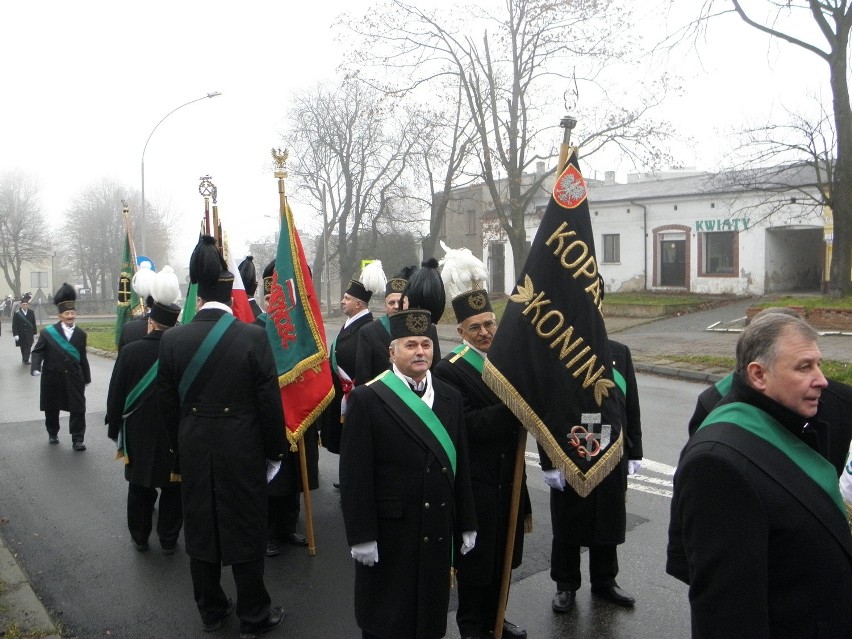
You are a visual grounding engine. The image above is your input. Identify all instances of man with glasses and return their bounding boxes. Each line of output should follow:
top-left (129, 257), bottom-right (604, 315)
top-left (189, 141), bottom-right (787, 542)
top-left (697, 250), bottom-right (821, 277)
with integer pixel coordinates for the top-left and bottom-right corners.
top-left (434, 289), bottom-right (530, 639)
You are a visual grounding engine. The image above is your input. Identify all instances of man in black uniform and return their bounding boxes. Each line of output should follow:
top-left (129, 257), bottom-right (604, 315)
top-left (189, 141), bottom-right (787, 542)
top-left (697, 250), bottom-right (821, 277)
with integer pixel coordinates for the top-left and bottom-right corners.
top-left (668, 312), bottom-right (852, 638)
top-left (157, 236), bottom-right (287, 639)
top-left (318, 279), bottom-right (374, 456)
top-left (255, 260), bottom-right (316, 557)
top-left (106, 266), bottom-right (183, 554)
top-left (239, 256), bottom-right (263, 319)
top-left (12, 294), bottom-right (37, 364)
top-left (355, 269), bottom-right (409, 383)
top-left (31, 283), bottom-right (91, 451)
top-left (433, 289), bottom-right (531, 639)
top-left (341, 308), bottom-right (477, 639)
top-left (544, 337), bottom-right (643, 614)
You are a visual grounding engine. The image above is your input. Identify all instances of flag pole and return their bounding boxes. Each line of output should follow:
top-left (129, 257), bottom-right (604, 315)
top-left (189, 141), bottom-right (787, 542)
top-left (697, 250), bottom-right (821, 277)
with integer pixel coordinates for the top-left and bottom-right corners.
top-left (493, 115), bottom-right (578, 639)
top-left (199, 175), bottom-right (214, 236)
top-left (275, 152), bottom-right (317, 557)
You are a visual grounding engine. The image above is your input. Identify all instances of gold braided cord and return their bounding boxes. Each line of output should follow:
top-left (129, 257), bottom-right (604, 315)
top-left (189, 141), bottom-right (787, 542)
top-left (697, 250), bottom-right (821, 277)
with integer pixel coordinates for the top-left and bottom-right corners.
top-left (483, 360), bottom-right (623, 498)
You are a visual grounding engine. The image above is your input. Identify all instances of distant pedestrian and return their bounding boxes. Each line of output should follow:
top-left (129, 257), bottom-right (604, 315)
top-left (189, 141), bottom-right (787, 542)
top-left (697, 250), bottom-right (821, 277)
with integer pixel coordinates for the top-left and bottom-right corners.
top-left (30, 283), bottom-right (91, 450)
top-left (12, 294), bottom-right (37, 364)
top-left (106, 266), bottom-right (183, 554)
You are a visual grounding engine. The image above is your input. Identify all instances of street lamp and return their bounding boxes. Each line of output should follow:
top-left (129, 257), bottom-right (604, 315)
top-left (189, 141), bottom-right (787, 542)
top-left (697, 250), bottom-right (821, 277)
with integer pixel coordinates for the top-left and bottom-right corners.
top-left (140, 91), bottom-right (221, 253)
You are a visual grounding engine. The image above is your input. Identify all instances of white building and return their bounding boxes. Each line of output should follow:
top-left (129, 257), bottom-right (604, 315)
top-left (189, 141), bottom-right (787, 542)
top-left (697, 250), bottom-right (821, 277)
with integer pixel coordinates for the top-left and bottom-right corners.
top-left (441, 163), bottom-right (828, 296)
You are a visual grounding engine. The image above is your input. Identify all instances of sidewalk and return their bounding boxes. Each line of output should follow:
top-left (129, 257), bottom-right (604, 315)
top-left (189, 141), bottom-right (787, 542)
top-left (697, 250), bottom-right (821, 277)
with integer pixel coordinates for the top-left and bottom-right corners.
top-left (0, 534), bottom-right (60, 639)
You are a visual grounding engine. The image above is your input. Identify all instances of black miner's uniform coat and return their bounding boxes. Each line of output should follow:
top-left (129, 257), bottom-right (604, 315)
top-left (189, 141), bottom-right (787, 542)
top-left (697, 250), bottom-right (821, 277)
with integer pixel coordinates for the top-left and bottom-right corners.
top-left (542, 340), bottom-right (643, 546)
top-left (157, 309), bottom-right (287, 565)
top-left (31, 323), bottom-right (91, 413)
top-left (106, 331), bottom-right (175, 487)
top-left (118, 315), bottom-right (148, 351)
top-left (319, 311), bottom-right (372, 453)
top-left (356, 317), bottom-right (443, 383)
top-left (340, 376), bottom-right (477, 639)
top-left (12, 307), bottom-right (37, 359)
top-left (433, 348), bottom-right (531, 585)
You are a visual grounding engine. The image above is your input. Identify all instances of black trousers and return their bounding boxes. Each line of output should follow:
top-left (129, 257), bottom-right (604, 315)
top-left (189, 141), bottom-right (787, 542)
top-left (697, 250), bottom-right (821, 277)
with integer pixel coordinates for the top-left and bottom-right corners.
top-left (550, 542), bottom-right (619, 592)
top-left (18, 342), bottom-right (32, 363)
top-left (44, 410), bottom-right (85, 442)
top-left (189, 556), bottom-right (270, 632)
top-left (127, 483), bottom-right (183, 547)
top-left (268, 493), bottom-right (300, 539)
top-left (456, 576), bottom-right (503, 636)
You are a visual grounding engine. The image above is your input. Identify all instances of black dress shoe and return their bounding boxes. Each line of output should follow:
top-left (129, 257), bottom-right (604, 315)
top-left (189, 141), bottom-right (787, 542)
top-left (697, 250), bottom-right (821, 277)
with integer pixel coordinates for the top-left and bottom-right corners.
top-left (48, 436), bottom-right (59, 445)
top-left (552, 589), bottom-right (576, 613)
top-left (133, 540), bottom-right (149, 552)
top-left (203, 598), bottom-right (234, 632)
top-left (265, 541), bottom-right (280, 557)
top-left (591, 583), bottom-right (635, 607)
top-left (239, 606), bottom-right (285, 639)
top-left (501, 619), bottom-right (527, 639)
top-left (332, 482), bottom-right (341, 489)
top-left (72, 441), bottom-right (86, 451)
top-left (285, 532), bottom-right (308, 546)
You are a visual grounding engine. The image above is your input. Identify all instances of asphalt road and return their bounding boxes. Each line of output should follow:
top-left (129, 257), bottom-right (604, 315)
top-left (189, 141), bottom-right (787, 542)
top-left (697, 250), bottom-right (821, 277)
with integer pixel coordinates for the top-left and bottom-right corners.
top-left (0, 318), bottom-right (699, 639)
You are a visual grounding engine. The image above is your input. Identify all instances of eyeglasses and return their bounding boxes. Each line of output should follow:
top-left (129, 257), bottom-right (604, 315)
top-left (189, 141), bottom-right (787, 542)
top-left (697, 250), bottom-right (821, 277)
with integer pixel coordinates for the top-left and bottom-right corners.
top-left (465, 319), bottom-right (497, 334)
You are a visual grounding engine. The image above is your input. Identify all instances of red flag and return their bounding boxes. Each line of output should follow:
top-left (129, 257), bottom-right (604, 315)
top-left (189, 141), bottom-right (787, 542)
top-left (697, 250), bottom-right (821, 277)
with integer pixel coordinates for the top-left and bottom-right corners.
top-left (265, 199), bottom-right (334, 446)
top-left (228, 252), bottom-right (256, 324)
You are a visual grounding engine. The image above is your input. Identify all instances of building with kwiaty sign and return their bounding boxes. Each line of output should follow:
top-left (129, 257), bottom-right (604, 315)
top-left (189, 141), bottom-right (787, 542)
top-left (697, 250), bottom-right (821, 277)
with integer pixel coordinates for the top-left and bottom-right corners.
top-left (439, 162), bottom-right (828, 296)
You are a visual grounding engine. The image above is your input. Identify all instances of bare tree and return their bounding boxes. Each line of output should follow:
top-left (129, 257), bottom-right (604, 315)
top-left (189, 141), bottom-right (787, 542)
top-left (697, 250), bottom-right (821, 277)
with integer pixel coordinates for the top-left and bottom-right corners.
top-left (343, 0), bottom-right (675, 274)
top-left (696, 0), bottom-right (852, 295)
top-left (0, 169), bottom-right (50, 298)
top-left (283, 79), bottom-right (423, 294)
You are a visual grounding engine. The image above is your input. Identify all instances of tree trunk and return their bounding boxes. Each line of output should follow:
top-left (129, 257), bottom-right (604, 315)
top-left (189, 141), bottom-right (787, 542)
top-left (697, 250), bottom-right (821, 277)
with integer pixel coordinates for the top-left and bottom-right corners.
top-left (829, 32), bottom-right (852, 295)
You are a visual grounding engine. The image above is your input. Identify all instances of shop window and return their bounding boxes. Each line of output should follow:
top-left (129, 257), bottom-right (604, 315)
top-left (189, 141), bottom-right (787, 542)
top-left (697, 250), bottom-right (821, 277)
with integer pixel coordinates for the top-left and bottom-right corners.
top-left (602, 234), bottom-right (620, 264)
top-left (702, 231), bottom-right (737, 275)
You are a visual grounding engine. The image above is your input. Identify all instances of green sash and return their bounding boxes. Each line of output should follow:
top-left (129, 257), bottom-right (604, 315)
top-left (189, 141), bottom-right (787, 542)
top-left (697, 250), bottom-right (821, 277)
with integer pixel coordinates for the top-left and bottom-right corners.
top-left (178, 314), bottom-right (236, 403)
top-left (715, 372), bottom-right (733, 396)
top-left (612, 368), bottom-right (627, 396)
top-left (16, 310), bottom-right (35, 331)
top-left (116, 360), bottom-right (159, 464)
top-left (258, 312), bottom-right (268, 324)
top-left (379, 314), bottom-right (390, 335)
top-left (449, 344), bottom-right (484, 374)
top-left (375, 370), bottom-right (457, 476)
top-left (700, 401), bottom-right (845, 513)
top-left (44, 324), bottom-right (81, 363)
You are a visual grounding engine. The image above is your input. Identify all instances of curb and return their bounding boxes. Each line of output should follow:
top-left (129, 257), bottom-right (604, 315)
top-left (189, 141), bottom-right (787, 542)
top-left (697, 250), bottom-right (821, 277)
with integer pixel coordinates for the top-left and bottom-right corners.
top-left (634, 363), bottom-right (725, 385)
top-left (0, 535), bottom-right (61, 639)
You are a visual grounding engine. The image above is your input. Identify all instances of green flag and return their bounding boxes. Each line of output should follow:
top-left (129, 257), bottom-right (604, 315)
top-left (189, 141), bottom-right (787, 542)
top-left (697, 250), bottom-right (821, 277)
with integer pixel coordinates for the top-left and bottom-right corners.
top-left (181, 282), bottom-right (198, 324)
top-left (114, 231), bottom-right (138, 346)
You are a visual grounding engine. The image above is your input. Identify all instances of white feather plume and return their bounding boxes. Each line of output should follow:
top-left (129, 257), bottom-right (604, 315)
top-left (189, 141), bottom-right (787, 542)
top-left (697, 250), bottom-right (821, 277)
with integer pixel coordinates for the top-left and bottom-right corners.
top-left (150, 265), bottom-right (181, 305)
top-left (360, 260), bottom-right (387, 294)
top-left (131, 261), bottom-right (156, 298)
top-left (439, 241), bottom-right (489, 300)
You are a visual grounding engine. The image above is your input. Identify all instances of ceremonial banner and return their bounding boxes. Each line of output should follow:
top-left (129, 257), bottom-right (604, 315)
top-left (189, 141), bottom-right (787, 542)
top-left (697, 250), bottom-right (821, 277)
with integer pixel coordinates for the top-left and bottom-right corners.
top-left (114, 230), bottom-right (139, 346)
top-left (227, 252), bottom-right (256, 323)
top-left (266, 199), bottom-right (334, 447)
top-left (483, 149), bottom-right (623, 497)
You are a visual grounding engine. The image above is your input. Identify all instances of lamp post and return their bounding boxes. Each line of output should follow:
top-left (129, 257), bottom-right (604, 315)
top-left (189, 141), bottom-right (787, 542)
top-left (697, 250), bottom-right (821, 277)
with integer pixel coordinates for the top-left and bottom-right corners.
top-left (140, 91), bottom-right (221, 253)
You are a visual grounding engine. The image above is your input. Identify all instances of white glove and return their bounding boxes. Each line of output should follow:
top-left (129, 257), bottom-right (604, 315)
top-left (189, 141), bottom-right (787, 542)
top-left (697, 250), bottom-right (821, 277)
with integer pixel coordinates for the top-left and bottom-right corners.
top-left (350, 541), bottom-right (379, 566)
top-left (266, 460), bottom-right (281, 483)
top-left (840, 446), bottom-right (852, 508)
top-left (627, 459), bottom-right (643, 475)
top-left (14, 335), bottom-right (19, 341)
top-left (543, 469), bottom-right (566, 491)
top-left (460, 530), bottom-right (477, 555)
top-left (31, 370), bottom-right (41, 376)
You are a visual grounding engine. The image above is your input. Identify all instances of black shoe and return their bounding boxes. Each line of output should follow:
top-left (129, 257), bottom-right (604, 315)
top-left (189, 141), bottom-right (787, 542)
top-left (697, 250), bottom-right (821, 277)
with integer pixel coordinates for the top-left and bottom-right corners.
top-left (72, 441), bottom-right (86, 451)
top-left (203, 598), bottom-right (235, 632)
top-left (48, 436), bottom-right (59, 445)
top-left (501, 620), bottom-right (527, 639)
top-left (239, 606), bottom-right (285, 638)
top-left (265, 541), bottom-right (280, 557)
top-left (284, 532), bottom-right (308, 547)
top-left (160, 540), bottom-right (177, 555)
top-left (332, 482), bottom-right (341, 489)
top-left (552, 590), bottom-right (576, 613)
top-left (133, 540), bottom-right (149, 552)
top-left (591, 583), bottom-right (635, 607)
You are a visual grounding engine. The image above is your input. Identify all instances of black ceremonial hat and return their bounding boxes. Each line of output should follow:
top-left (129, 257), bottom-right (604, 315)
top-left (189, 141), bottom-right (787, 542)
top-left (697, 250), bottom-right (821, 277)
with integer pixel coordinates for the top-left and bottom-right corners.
top-left (54, 282), bottom-right (76, 312)
top-left (385, 265), bottom-right (416, 297)
top-left (262, 260), bottom-right (275, 296)
top-left (389, 309), bottom-right (432, 340)
top-left (451, 289), bottom-right (493, 323)
top-left (189, 235), bottom-right (233, 304)
top-left (150, 301), bottom-right (180, 327)
top-left (345, 279), bottom-right (372, 303)
top-left (238, 256), bottom-right (258, 297)
top-left (401, 258), bottom-right (445, 323)
top-left (21, 293), bottom-right (31, 303)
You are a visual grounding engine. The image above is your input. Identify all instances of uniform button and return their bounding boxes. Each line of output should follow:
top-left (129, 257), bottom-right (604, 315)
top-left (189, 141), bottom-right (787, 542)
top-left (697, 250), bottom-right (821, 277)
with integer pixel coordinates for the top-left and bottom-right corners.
top-left (501, 453), bottom-right (506, 459)
top-left (424, 502), bottom-right (430, 509)
top-left (442, 467), bottom-right (448, 474)
top-left (423, 536), bottom-right (429, 543)
top-left (438, 537), bottom-right (444, 542)
top-left (224, 407), bottom-right (230, 414)
top-left (441, 503), bottom-right (446, 509)
top-left (192, 408), bottom-right (198, 414)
